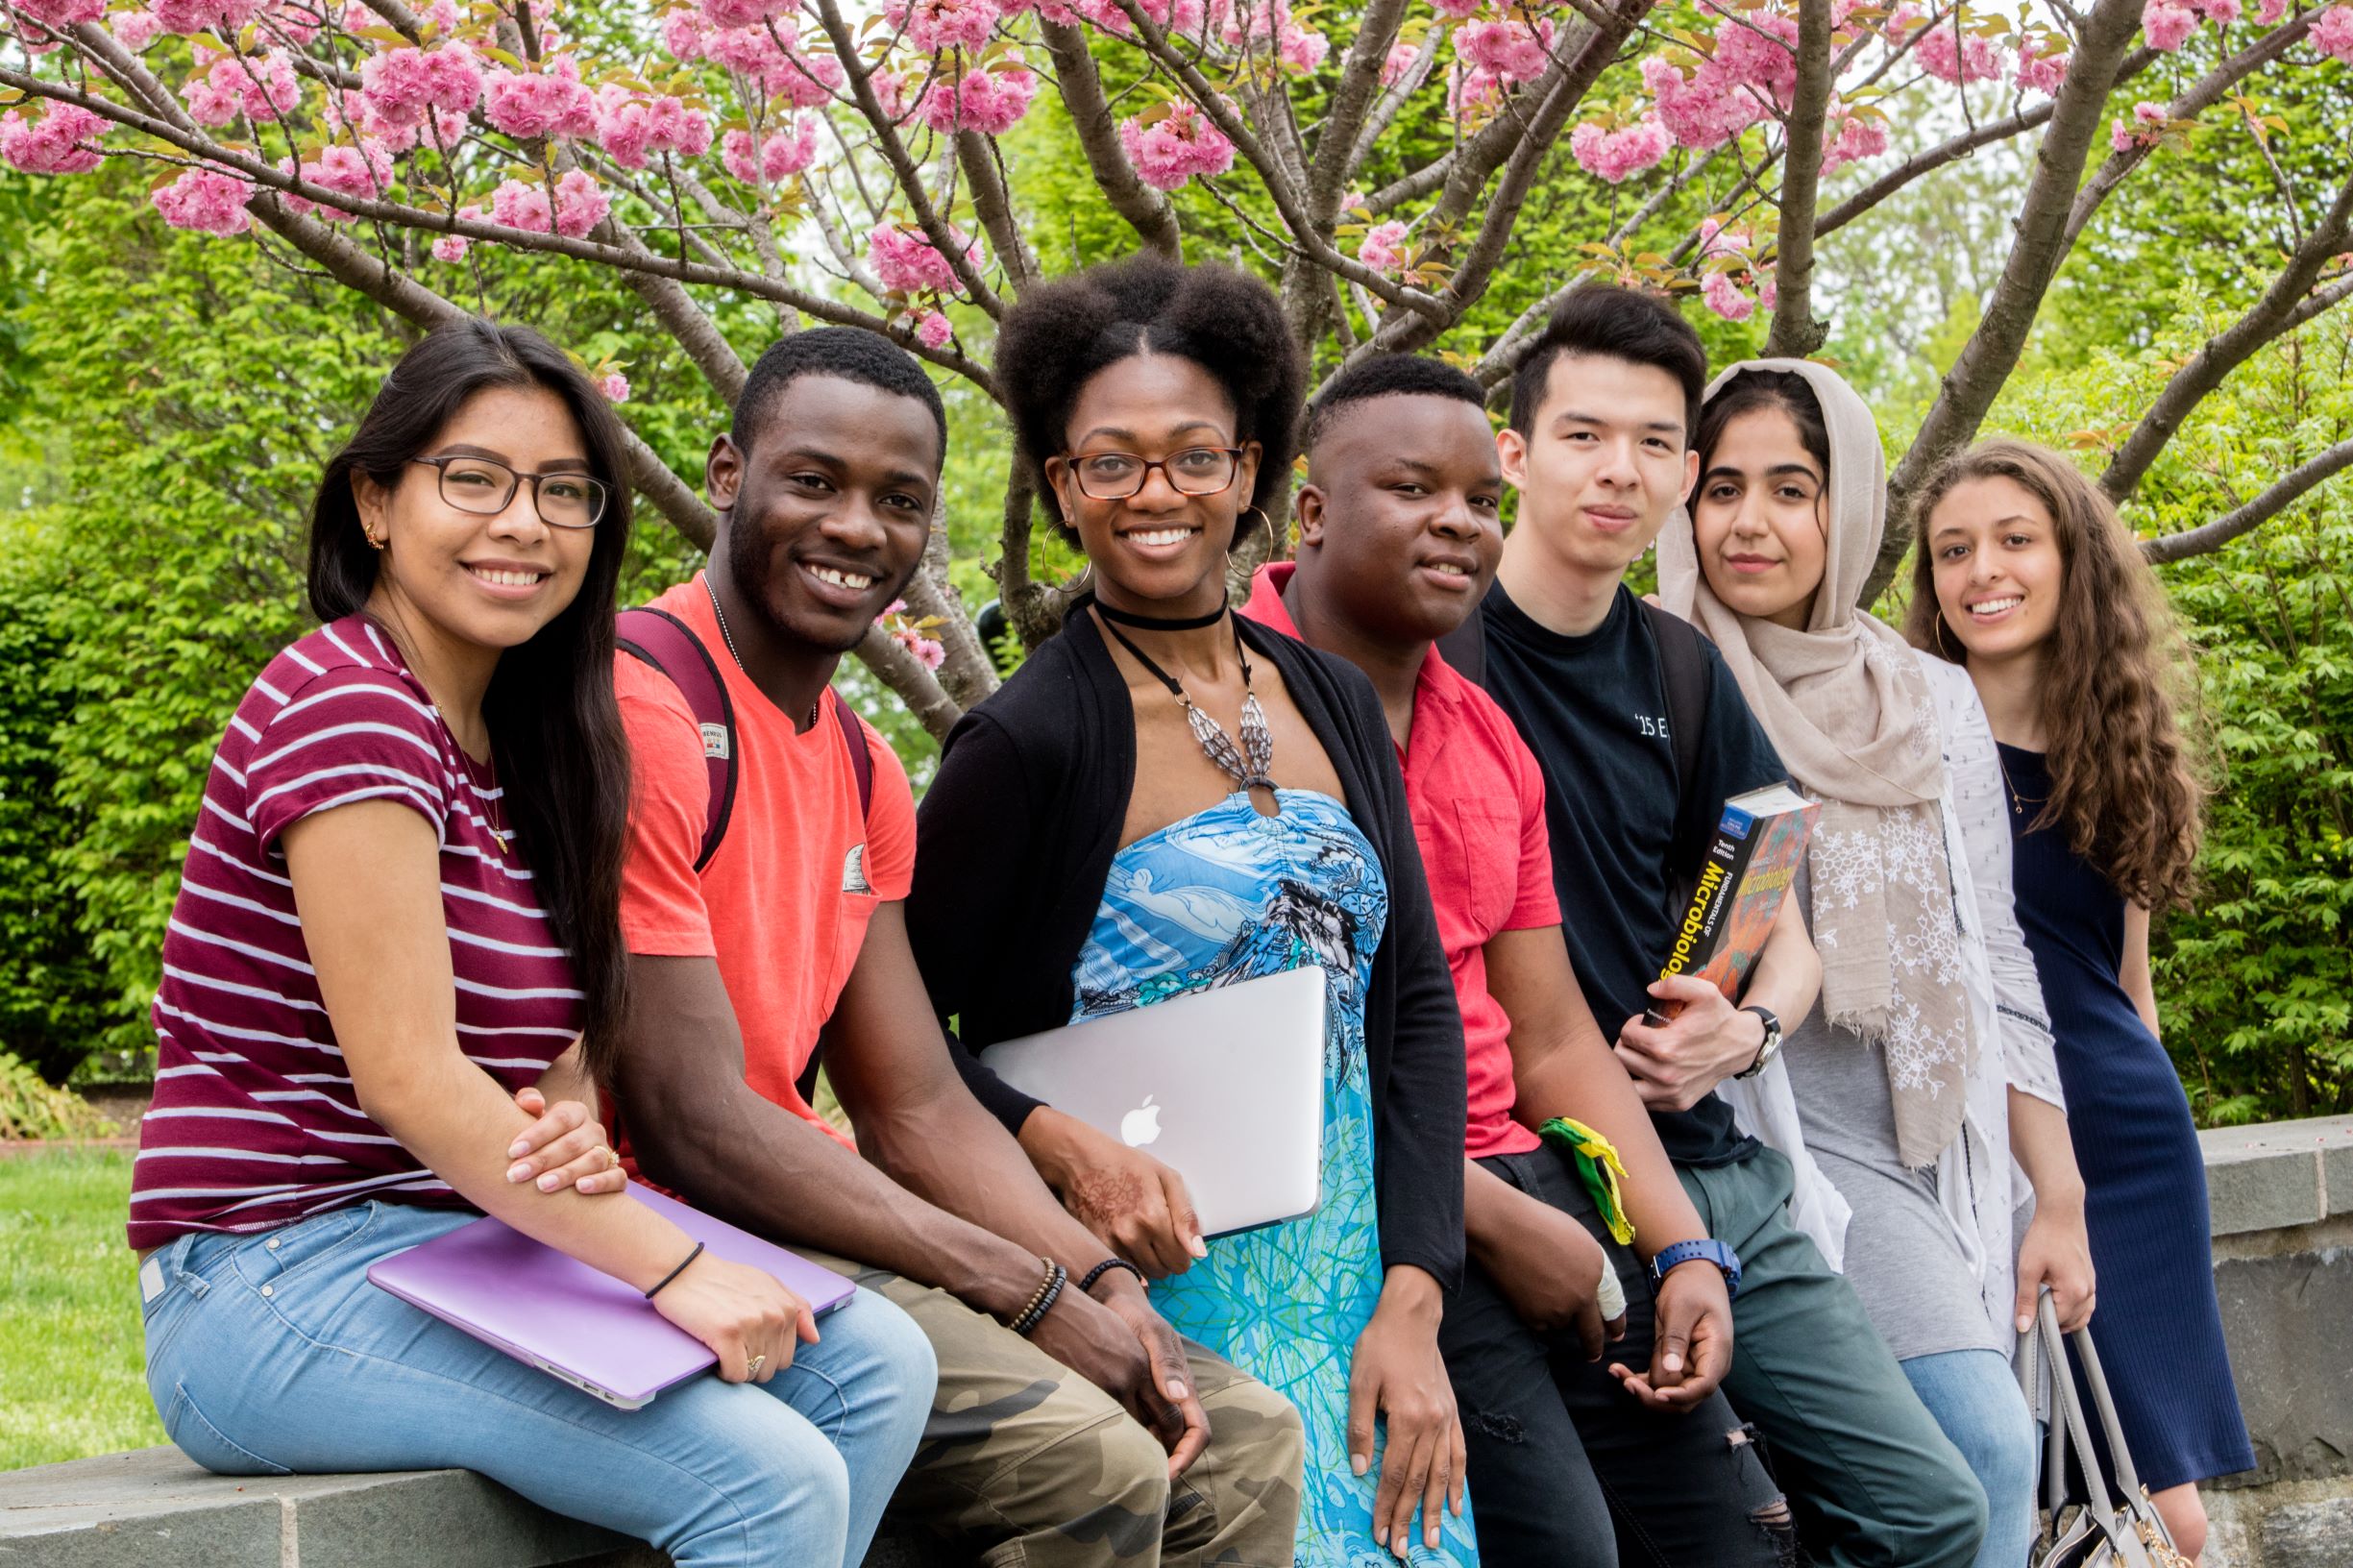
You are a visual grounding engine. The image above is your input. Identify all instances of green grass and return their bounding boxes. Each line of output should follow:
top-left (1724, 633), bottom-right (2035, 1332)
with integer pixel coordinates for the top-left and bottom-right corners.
top-left (0, 1150), bottom-right (164, 1469)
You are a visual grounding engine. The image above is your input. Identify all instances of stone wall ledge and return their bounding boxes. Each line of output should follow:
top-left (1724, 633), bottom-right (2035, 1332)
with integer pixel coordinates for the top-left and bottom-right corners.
top-left (2197, 1115), bottom-right (2353, 1237)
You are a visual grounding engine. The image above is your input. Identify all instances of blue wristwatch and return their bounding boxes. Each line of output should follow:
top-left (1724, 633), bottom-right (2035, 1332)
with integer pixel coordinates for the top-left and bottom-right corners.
top-left (1648, 1237), bottom-right (1741, 1299)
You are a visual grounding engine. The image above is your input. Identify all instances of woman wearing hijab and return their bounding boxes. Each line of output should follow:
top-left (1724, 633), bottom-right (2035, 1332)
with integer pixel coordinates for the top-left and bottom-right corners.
top-left (1655, 361), bottom-right (2096, 1568)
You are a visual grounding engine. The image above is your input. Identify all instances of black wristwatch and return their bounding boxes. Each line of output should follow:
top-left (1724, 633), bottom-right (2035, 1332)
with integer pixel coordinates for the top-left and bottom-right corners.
top-left (1732, 1004), bottom-right (1782, 1080)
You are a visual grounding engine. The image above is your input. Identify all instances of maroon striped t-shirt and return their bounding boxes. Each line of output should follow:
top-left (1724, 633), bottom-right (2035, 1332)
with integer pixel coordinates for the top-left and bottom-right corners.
top-left (128, 615), bottom-right (585, 1250)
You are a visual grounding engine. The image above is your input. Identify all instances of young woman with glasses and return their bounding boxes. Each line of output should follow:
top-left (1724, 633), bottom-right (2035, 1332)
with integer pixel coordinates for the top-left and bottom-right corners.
top-left (128, 320), bottom-right (936, 1568)
top-left (905, 257), bottom-right (1478, 1566)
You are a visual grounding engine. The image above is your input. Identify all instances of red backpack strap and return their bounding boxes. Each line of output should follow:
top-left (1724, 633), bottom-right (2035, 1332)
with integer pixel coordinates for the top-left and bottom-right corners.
top-left (830, 689), bottom-right (873, 821)
top-left (616, 606), bottom-right (738, 872)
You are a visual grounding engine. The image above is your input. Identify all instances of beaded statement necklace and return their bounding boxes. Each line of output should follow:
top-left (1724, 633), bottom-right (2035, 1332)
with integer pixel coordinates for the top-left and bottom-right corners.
top-left (1094, 600), bottom-right (1276, 793)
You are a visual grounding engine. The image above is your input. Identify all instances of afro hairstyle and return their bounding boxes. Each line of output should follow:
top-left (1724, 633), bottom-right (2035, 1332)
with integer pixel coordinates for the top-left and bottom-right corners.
top-left (1507, 284), bottom-right (1705, 443)
top-left (1304, 354), bottom-right (1486, 452)
top-left (732, 327), bottom-right (947, 465)
top-left (993, 256), bottom-right (1304, 546)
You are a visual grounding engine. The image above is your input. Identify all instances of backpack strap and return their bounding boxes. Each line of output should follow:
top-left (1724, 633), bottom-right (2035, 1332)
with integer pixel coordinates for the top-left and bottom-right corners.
top-left (830, 688), bottom-right (873, 820)
top-left (1637, 598), bottom-right (1709, 796)
top-left (616, 606), bottom-right (738, 873)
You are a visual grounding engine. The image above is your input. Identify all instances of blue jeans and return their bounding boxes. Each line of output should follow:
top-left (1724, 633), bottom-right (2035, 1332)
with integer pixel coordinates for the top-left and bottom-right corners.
top-left (1901, 1349), bottom-right (2037, 1568)
top-left (139, 1200), bottom-right (937, 1568)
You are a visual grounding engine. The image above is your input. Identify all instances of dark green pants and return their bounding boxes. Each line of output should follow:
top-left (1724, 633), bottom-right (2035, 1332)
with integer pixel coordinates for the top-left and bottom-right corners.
top-left (1681, 1145), bottom-right (1990, 1568)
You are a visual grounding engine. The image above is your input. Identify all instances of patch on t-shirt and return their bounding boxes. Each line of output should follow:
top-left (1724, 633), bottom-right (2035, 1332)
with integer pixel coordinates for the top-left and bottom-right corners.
top-left (842, 843), bottom-right (871, 895)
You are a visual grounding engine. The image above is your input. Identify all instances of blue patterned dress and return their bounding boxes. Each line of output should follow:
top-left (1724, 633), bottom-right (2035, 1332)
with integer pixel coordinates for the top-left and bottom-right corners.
top-left (1071, 788), bottom-right (1479, 1568)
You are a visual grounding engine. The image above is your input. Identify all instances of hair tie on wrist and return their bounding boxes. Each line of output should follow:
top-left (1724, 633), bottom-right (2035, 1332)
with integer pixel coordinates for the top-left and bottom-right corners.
top-left (645, 1240), bottom-right (705, 1300)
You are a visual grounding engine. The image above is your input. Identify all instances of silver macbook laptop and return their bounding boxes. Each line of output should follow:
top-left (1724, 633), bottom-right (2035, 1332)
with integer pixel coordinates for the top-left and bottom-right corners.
top-left (367, 1185), bottom-right (857, 1409)
top-left (986, 965), bottom-right (1327, 1237)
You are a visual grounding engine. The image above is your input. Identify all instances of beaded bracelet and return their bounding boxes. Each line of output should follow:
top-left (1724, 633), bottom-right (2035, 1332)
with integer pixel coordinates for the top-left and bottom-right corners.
top-left (1079, 1258), bottom-right (1145, 1296)
top-left (1010, 1260), bottom-right (1068, 1337)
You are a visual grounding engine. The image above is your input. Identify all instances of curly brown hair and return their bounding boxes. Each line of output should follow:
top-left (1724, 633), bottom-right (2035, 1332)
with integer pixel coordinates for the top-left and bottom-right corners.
top-left (1906, 439), bottom-right (2206, 912)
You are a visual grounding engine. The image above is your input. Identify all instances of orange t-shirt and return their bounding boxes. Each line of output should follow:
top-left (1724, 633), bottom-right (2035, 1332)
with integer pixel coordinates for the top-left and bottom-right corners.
top-left (614, 576), bottom-right (916, 1152)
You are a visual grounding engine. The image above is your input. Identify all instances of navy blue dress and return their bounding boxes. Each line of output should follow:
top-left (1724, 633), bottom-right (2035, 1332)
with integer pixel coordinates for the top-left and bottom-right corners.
top-left (1998, 745), bottom-right (2254, 1491)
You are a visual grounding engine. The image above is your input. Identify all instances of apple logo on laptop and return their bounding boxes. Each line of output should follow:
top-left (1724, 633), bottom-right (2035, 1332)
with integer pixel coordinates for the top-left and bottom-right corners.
top-left (1120, 1094), bottom-right (1163, 1148)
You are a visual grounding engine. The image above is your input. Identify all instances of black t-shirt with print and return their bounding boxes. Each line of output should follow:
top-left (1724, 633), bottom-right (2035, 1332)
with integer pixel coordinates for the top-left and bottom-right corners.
top-left (1471, 580), bottom-right (1787, 1167)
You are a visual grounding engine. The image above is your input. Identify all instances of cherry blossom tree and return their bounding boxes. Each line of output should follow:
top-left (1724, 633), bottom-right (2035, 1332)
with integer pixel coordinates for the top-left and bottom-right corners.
top-left (4, 0), bottom-right (2349, 731)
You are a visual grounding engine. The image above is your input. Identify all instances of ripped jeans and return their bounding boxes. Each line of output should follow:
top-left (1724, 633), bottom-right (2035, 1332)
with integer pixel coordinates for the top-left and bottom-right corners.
top-left (1439, 1142), bottom-right (1793, 1568)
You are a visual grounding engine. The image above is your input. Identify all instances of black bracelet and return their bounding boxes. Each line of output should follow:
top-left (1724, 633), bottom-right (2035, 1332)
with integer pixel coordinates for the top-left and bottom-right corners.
top-left (644, 1240), bottom-right (705, 1300)
top-left (1079, 1258), bottom-right (1145, 1296)
top-left (1010, 1261), bottom-right (1068, 1337)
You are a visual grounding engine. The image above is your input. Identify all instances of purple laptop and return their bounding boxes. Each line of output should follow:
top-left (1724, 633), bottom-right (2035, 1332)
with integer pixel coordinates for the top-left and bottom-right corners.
top-left (367, 1186), bottom-right (857, 1409)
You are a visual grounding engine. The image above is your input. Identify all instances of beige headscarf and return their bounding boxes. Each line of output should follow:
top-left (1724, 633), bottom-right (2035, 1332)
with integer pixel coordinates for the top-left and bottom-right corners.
top-left (1657, 358), bottom-right (1972, 1170)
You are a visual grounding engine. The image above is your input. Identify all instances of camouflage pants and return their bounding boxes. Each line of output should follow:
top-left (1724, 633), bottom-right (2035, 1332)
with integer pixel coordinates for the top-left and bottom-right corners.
top-left (806, 1252), bottom-right (1304, 1568)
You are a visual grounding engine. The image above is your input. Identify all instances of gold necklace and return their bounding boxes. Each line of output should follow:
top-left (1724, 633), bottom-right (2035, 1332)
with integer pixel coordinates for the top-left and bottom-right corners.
top-left (1995, 747), bottom-right (2047, 820)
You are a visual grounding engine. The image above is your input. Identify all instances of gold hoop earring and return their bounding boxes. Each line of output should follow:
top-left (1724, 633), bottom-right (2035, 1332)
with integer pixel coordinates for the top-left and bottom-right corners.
top-left (1933, 615), bottom-right (1957, 660)
top-left (364, 527), bottom-right (386, 551)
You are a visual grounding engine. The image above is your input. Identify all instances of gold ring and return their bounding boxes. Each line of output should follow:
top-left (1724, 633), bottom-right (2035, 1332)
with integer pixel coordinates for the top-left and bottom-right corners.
top-left (746, 1355), bottom-right (766, 1377)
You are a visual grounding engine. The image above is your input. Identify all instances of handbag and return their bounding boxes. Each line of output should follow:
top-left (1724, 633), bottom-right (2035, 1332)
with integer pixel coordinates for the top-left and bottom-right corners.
top-left (2022, 1288), bottom-right (2191, 1568)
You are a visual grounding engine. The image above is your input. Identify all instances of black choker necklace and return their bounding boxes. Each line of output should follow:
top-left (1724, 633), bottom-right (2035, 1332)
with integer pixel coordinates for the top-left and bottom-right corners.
top-left (1091, 598), bottom-right (1230, 631)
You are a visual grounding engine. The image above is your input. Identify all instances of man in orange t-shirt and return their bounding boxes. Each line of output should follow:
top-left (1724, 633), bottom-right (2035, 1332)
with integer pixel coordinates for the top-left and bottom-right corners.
top-left (602, 328), bottom-right (1300, 1568)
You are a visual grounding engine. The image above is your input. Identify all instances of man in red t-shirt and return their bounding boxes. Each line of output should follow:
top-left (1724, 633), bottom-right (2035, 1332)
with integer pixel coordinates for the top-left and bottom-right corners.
top-left (604, 329), bottom-right (1299, 1568)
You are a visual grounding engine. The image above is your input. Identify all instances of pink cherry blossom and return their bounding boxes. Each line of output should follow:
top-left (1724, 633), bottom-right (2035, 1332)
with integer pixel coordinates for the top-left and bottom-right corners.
top-left (662, 8), bottom-right (712, 58)
top-left (1449, 63), bottom-right (1506, 120)
top-left (1642, 53), bottom-right (1763, 150)
top-left (894, 626), bottom-right (947, 671)
top-left (1117, 100), bottom-right (1237, 190)
top-left (151, 166), bottom-right (254, 233)
top-left (1219, 0), bottom-right (1325, 68)
top-left (2141, 0), bottom-right (2197, 50)
top-left (919, 63), bottom-right (1040, 134)
top-left (1702, 270), bottom-right (1756, 322)
top-left (1916, 18), bottom-right (2007, 82)
top-left (280, 139), bottom-right (394, 221)
top-left (885, 0), bottom-right (1000, 53)
top-left (1712, 10), bottom-right (1800, 101)
top-left (2315, 4), bottom-right (2353, 61)
top-left (2202, 0), bottom-right (2243, 23)
top-left (1426, 0), bottom-right (1482, 17)
top-left (869, 222), bottom-right (980, 294)
top-left (1755, 274), bottom-right (1778, 311)
top-left (600, 372), bottom-right (631, 402)
top-left (699, 24), bottom-right (846, 106)
top-left (491, 177), bottom-right (554, 232)
top-left (431, 233), bottom-right (469, 263)
top-left (1358, 219), bottom-right (1409, 275)
top-left (0, 102), bottom-right (109, 174)
top-left (551, 168), bottom-right (611, 237)
top-left (358, 43), bottom-right (482, 135)
top-left (12, 0), bottom-right (106, 32)
top-left (917, 309), bottom-right (954, 349)
top-left (1458, 17), bottom-right (1556, 85)
top-left (2251, 0), bottom-right (2288, 22)
top-left (593, 87), bottom-right (712, 169)
top-left (110, 10), bottom-right (165, 50)
top-left (721, 119), bottom-right (820, 182)
top-left (184, 48), bottom-right (304, 127)
top-left (151, 0), bottom-right (260, 32)
top-left (481, 59), bottom-right (599, 140)
top-left (1380, 39), bottom-right (1421, 87)
top-left (2016, 41), bottom-right (2070, 94)
top-left (1819, 112), bottom-right (1887, 174)
top-left (1570, 117), bottom-right (1671, 183)
top-left (1073, 0), bottom-right (1202, 39)
top-left (698, 0), bottom-right (792, 25)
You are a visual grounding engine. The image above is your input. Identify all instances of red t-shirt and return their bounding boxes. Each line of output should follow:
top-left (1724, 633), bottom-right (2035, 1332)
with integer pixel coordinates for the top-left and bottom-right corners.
top-left (130, 617), bottom-right (586, 1249)
top-left (614, 576), bottom-right (916, 1158)
top-left (1242, 564), bottom-right (1556, 1159)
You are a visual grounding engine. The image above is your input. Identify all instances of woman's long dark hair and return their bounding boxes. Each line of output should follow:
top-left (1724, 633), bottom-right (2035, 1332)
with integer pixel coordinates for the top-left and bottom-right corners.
top-left (308, 320), bottom-right (634, 1081)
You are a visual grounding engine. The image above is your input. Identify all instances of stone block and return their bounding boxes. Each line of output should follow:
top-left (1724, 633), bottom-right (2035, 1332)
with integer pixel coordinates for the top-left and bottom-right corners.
top-left (0, 1448), bottom-right (655, 1568)
top-left (2201, 1122), bottom-right (2328, 1237)
top-left (2212, 1250), bottom-right (2353, 1488)
top-left (2260, 1495), bottom-right (2353, 1568)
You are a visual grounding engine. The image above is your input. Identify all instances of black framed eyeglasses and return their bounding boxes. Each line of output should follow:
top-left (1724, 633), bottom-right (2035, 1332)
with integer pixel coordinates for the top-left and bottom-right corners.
top-left (411, 454), bottom-right (610, 529)
top-left (1065, 446), bottom-right (1244, 501)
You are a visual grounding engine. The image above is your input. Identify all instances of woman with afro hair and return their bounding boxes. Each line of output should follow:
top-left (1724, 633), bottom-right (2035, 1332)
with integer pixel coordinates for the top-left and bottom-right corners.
top-left (908, 256), bottom-right (1479, 1566)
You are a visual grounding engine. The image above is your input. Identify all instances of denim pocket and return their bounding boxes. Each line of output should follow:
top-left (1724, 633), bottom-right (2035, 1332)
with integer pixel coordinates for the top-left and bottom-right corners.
top-left (161, 1380), bottom-right (294, 1477)
top-left (232, 1201), bottom-right (378, 1299)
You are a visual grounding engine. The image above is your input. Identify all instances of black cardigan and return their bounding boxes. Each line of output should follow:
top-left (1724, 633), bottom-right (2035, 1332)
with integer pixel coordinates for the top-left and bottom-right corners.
top-left (907, 599), bottom-right (1467, 1290)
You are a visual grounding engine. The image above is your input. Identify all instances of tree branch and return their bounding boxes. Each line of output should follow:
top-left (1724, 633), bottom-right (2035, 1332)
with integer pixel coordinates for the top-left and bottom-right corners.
top-left (1867, 0), bottom-right (2145, 601)
top-left (1034, 18), bottom-right (1182, 257)
top-left (2140, 436), bottom-right (2353, 564)
top-left (857, 622), bottom-right (964, 741)
top-left (2098, 171), bottom-right (2353, 502)
top-left (1764, 0), bottom-right (1836, 356)
top-left (959, 128), bottom-right (1038, 289)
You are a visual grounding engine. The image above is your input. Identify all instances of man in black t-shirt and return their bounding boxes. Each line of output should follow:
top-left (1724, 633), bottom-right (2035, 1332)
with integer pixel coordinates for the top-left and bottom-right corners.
top-left (1466, 286), bottom-right (1991, 1568)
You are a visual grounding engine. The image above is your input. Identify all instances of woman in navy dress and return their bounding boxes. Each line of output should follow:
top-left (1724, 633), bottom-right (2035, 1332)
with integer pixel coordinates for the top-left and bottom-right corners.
top-left (1909, 439), bottom-right (2252, 1560)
